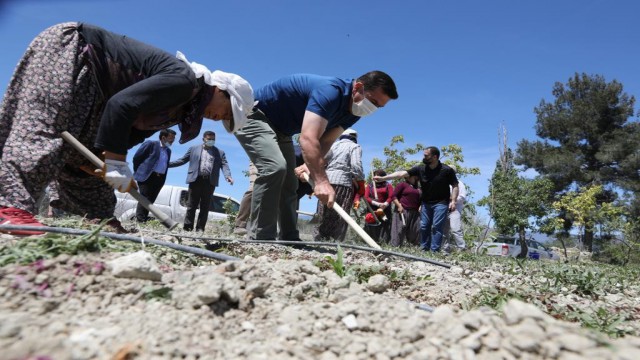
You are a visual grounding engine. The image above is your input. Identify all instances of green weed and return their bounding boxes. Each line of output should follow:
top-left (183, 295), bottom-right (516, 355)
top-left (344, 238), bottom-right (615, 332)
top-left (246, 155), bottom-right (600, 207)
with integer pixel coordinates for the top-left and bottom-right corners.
top-left (0, 221), bottom-right (107, 266)
top-left (325, 245), bottom-right (346, 277)
top-left (143, 285), bottom-right (172, 301)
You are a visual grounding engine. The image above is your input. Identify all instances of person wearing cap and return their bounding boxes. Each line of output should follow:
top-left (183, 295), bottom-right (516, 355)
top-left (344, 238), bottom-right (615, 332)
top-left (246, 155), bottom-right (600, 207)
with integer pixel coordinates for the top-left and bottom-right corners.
top-left (313, 128), bottom-right (365, 241)
top-left (236, 72), bottom-right (398, 240)
top-left (0, 22), bottom-right (254, 235)
top-left (169, 131), bottom-right (233, 232)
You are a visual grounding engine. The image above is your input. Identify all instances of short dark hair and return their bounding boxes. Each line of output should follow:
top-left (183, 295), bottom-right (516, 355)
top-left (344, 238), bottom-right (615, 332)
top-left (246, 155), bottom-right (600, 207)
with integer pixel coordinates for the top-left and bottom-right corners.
top-left (426, 146), bottom-right (440, 158)
top-left (203, 131), bottom-right (215, 139)
top-left (374, 169), bottom-right (387, 177)
top-left (357, 71), bottom-right (398, 99)
top-left (158, 129), bottom-right (176, 140)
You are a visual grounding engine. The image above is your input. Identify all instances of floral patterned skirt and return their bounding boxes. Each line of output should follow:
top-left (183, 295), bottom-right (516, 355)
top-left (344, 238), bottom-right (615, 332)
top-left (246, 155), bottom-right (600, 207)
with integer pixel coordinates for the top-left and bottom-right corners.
top-left (0, 22), bottom-right (115, 218)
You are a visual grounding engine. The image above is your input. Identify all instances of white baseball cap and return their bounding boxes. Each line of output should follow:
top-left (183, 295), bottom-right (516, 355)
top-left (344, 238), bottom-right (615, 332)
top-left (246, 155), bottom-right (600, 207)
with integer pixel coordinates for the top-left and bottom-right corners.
top-left (343, 128), bottom-right (358, 137)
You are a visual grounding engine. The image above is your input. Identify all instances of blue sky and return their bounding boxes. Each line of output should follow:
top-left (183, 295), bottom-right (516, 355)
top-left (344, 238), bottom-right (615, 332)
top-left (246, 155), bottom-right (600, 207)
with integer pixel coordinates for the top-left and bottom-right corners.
top-left (1, 0), bottom-right (639, 219)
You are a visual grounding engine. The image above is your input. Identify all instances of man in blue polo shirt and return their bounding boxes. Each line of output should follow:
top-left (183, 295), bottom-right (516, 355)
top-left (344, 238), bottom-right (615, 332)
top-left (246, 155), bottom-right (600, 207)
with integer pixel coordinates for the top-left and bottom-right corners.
top-left (235, 71), bottom-right (398, 240)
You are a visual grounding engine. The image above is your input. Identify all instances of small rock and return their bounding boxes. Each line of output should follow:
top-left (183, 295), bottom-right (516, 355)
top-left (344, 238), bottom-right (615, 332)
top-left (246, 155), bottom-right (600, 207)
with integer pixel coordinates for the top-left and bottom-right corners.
top-left (366, 274), bottom-right (390, 293)
top-left (108, 251), bottom-right (162, 281)
top-left (614, 347), bottom-right (640, 360)
top-left (342, 314), bottom-right (358, 330)
top-left (462, 309), bottom-right (484, 330)
top-left (34, 273), bottom-right (48, 285)
top-left (448, 323), bottom-right (471, 342)
top-left (482, 329), bottom-right (502, 350)
top-left (510, 318), bottom-right (545, 352)
top-left (429, 305), bottom-right (455, 325)
top-left (503, 299), bottom-right (548, 325)
top-left (241, 321), bottom-right (255, 330)
top-left (0, 313), bottom-right (28, 338)
top-left (56, 254), bottom-right (71, 263)
top-left (556, 333), bottom-right (596, 352)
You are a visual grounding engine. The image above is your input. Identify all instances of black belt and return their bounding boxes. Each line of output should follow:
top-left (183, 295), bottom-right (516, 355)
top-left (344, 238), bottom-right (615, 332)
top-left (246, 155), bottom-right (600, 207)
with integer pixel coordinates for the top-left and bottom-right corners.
top-left (153, 172), bottom-right (165, 177)
top-left (199, 174), bottom-right (210, 179)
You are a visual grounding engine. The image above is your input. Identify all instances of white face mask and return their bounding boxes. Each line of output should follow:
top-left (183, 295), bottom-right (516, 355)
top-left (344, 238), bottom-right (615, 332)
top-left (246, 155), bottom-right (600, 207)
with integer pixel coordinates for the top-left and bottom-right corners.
top-left (163, 141), bottom-right (172, 148)
top-left (351, 94), bottom-right (378, 117)
top-left (205, 140), bottom-right (215, 147)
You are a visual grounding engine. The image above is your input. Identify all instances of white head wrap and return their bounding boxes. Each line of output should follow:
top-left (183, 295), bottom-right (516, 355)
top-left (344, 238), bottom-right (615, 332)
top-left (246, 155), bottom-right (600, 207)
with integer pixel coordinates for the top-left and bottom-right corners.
top-left (176, 51), bottom-right (256, 133)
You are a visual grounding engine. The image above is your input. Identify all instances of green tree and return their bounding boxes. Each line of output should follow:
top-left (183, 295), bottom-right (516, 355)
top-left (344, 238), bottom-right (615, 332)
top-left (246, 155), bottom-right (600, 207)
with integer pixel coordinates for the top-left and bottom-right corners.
top-left (552, 185), bottom-right (625, 248)
top-left (479, 125), bottom-right (555, 257)
top-left (370, 136), bottom-right (480, 180)
top-left (479, 151), bottom-right (554, 257)
top-left (515, 73), bottom-right (639, 251)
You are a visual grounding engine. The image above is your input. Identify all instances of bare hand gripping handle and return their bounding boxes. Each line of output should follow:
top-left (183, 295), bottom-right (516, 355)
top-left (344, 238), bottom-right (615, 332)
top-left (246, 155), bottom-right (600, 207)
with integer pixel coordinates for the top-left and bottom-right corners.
top-left (303, 173), bottom-right (381, 250)
top-left (61, 131), bottom-right (178, 230)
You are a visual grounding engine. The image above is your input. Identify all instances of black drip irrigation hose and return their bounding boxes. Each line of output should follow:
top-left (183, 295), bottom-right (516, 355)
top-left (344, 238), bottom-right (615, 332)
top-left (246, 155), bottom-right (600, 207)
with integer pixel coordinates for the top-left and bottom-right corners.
top-left (0, 225), bottom-right (239, 262)
top-left (147, 230), bottom-right (452, 269)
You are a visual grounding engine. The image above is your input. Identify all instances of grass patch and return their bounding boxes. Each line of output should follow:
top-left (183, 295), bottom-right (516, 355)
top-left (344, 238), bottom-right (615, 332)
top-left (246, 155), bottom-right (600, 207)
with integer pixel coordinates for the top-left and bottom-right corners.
top-left (464, 257), bottom-right (640, 338)
top-left (0, 221), bottom-right (108, 266)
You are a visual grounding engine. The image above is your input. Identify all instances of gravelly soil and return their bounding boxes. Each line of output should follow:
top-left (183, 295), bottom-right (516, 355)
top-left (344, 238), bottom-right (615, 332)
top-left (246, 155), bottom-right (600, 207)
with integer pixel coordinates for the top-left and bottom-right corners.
top-left (1, 224), bottom-right (639, 360)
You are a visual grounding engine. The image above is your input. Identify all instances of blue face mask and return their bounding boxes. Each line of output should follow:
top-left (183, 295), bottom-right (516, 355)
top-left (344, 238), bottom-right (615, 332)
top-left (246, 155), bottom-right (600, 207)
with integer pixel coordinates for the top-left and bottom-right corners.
top-left (205, 140), bottom-right (215, 147)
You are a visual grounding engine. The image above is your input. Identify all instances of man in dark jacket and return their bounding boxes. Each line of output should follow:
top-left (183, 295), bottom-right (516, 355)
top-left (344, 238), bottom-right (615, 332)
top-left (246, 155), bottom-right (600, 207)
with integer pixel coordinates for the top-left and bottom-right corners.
top-left (132, 129), bottom-right (176, 222)
top-left (169, 131), bottom-right (233, 232)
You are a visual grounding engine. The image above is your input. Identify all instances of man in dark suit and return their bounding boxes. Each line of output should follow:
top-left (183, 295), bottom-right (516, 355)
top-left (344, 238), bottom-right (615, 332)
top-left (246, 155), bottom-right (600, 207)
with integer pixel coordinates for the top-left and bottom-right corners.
top-left (169, 131), bottom-right (233, 232)
top-left (132, 129), bottom-right (176, 222)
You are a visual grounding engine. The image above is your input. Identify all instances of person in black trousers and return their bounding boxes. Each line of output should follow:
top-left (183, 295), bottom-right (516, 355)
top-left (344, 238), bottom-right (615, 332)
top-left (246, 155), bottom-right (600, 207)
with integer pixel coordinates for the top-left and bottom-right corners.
top-left (169, 131), bottom-right (233, 232)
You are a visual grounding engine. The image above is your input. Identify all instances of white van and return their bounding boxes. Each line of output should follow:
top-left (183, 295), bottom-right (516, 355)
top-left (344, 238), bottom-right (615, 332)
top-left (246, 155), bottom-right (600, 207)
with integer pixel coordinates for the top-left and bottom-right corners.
top-left (114, 185), bottom-right (240, 223)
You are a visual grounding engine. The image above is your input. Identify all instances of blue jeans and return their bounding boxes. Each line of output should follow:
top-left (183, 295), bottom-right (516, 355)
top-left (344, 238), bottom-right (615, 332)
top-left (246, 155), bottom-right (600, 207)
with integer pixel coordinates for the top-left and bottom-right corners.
top-left (419, 201), bottom-right (449, 252)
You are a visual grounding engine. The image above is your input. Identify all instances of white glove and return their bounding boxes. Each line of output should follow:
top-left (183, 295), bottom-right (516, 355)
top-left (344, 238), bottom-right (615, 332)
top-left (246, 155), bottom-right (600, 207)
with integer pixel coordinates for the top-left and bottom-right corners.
top-left (102, 159), bottom-right (136, 192)
top-left (372, 200), bottom-right (381, 207)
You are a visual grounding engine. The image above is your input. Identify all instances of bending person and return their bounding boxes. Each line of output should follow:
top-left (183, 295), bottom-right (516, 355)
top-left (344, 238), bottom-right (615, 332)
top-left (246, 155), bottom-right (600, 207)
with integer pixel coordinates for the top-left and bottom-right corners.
top-left (236, 72), bottom-right (398, 240)
top-left (390, 175), bottom-right (421, 247)
top-left (0, 22), bottom-right (254, 235)
top-left (313, 128), bottom-right (365, 241)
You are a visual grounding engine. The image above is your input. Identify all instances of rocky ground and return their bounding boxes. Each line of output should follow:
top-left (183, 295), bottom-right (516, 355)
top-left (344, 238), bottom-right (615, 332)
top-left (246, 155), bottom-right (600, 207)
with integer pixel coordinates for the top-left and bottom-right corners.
top-left (1, 220), bottom-right (639, 360)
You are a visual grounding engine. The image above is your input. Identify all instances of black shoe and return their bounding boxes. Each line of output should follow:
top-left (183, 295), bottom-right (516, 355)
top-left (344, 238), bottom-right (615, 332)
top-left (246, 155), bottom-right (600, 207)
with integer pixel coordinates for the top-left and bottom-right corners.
top-left (183, 227), bottom-right (193, 232)
top-left (205, 242), bottom-right (225, 251)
